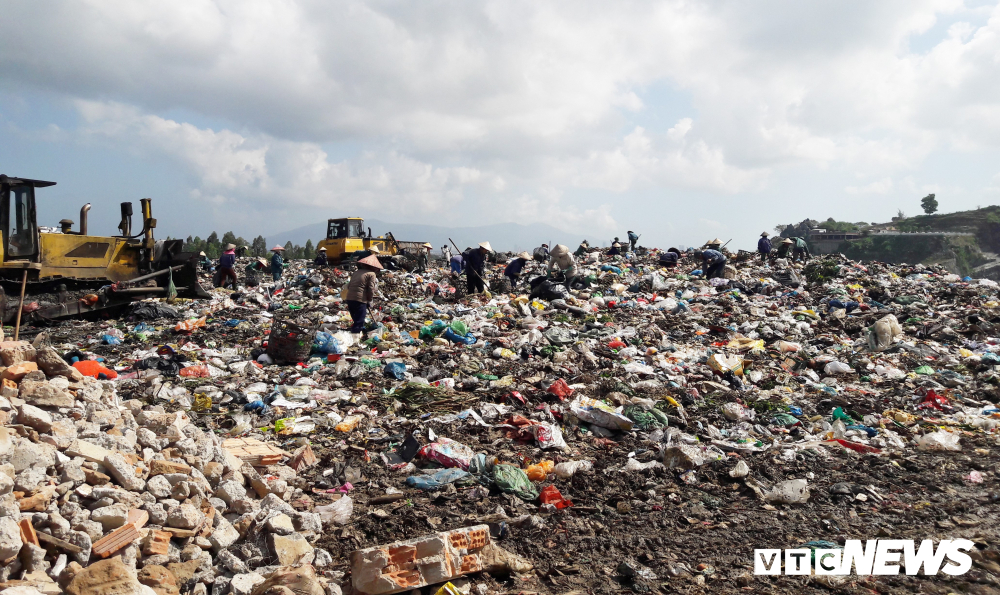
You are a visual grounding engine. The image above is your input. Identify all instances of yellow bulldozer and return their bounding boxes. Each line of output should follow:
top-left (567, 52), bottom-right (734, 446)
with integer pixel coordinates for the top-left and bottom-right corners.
top-left (0, 174), bottom-right (209, 321)
top-left (317, 217), bottom-right (429, 267)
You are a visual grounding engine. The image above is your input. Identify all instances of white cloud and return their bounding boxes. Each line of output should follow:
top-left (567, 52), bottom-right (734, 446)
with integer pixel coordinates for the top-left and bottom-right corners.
top-left (3, 1), bottom-right (1000, 245)
top-left (846, 177), bottom-right (895, 195)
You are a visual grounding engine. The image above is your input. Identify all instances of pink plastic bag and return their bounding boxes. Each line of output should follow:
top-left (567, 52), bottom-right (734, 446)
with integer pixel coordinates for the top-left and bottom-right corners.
top-left (418, 437), bottom-right (475, 470)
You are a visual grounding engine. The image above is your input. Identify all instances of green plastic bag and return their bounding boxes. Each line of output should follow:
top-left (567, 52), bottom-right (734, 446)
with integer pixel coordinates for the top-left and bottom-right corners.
top-left (914, 366), bottom-right (935, 375)
top-left (450, 320), bottom-right (468, 336)
top-left (622, 404), bottom-right (669, 430)
top-left (832, 407), bottom-right (855, 423)
top-left (166, 268), bottom-right (178, 301)
top-left (492, 464), bottom-right (538, 501)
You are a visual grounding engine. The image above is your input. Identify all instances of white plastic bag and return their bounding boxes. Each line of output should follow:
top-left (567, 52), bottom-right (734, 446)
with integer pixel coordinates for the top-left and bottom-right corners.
top-left (868, 314), bottom-right (902, 352)
top-left (765, 479), bottom-right (810, 504)
top-left (316, 496), bottom-right (353, 525)
top-left (916, 430), bottom-right (961, 452)
top-left (823, 361), bottom-right (853, 375)
top-left (530, 422), bottom-right (567, 450)
top-left (554, 460), bottom-right (593, 479)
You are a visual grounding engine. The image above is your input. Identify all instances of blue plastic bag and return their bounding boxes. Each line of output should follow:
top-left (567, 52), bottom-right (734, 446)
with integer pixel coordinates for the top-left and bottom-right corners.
top-left (100, 335), bottom-right (122, 345)
top-left (405, 468), bottom-right (471, 490)
top-left (441, 328), bottom-right (477, 345)
top-left (600, 265), bottom-right (622, 274)
top-left (313, 332), bottom-right (342, 355)
top-left (383, 362), bottom-right (407, 380)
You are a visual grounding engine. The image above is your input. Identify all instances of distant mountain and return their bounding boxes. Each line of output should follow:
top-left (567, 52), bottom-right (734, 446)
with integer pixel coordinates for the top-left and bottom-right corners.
top-left (268, 219), bottom-right (586, 253)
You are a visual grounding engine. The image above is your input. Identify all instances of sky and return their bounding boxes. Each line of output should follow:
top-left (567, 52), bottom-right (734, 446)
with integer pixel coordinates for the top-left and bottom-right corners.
top-left (2, 0), bottom-right (1000, 250)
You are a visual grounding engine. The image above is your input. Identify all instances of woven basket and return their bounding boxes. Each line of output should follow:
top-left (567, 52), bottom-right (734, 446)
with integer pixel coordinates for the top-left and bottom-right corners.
top-left (266, 317), bottom-right (315, 364)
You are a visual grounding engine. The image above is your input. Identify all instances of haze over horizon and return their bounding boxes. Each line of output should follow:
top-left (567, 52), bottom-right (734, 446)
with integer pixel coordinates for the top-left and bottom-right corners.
top-left (3, 1), bottom-right (1000, 252)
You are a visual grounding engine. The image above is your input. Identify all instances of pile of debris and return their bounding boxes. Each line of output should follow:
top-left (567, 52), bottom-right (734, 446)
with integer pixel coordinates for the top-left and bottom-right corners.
top-left (3, 249), bottom-right (1000, 594)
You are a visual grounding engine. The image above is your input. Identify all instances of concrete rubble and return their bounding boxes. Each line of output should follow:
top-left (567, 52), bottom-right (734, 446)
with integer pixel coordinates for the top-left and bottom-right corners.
top-left (2, 246), bottom-right (1000, 594)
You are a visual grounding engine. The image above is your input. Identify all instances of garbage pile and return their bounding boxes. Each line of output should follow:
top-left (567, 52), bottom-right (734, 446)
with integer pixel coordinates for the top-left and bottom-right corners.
top-left (3, 250), bottom-right (1000, 594)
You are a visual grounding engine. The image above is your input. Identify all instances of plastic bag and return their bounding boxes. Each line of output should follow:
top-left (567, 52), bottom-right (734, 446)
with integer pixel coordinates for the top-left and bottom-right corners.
top-left (419, 438), bottom-right (475, 470)
top-left (493, 464), bottom-right (539, 501)
top-left (622, 404), bottom-right (669, 430)
top-left (72, 360), bottom-right (118, 379)
top-left (313, 332), bottom-right (343, 355)
top-left (442, 328), bottom-right (476, 344)
top-left (179, 365), bottom-right (211, 378)
top-left (823, 361), bottom-right (853, 375)
top-left (570, 396), bottom-right (633, 431)
top-left (721, 402), bottom-right (754, 421)
top-left (175, 317), bottom-right (207, 332)
top-left (765, 479), bottom-right (810, 504)
top-left (868, 314), bottom-right (902, 352)
top-left (529, 422), bottom-right (567, 450)
top-left (315, 496), bottom-right (353, 525)
top-left (335, 415), bottom-right (363, 432)
top-left (525, 460), bottom-right (554, 481)
top-left (405, 468), bottom-right (471, 490)
top-left (546, 378), bottom-right (574, 400)
top-left (553, 460), bottom-right (593, 479)
top-left (707, 353), bottom-right (744, 375)
top-left (539, 485), bottom-right (572, 509)
top-left (916, 429), bottom-right (961, 451)
top-left (383, 362), bottom-right (407, 380)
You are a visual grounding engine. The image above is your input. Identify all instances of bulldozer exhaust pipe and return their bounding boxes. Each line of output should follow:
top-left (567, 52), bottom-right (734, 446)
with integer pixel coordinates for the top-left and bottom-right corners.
top-left (140, 198), bottom-right (154, 244)
top-left (79, 203), bottom-right (91, 236)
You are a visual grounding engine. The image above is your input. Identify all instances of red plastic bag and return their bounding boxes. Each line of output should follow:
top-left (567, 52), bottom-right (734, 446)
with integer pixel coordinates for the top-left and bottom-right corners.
top-left (608, 339), bottom-right (627, 349)
top-left (179, 365), bottom-right (211, 378)
top-left (72, 360), bottom-right (118, 379)
top-left (540, 485), bottom-right (573, 509)
top-left (547, 379), bottom-right (574, 400)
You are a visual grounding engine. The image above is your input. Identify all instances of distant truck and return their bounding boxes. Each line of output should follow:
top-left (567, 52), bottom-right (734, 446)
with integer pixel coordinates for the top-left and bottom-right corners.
top-left (316, 217), bottom-right (428, 267)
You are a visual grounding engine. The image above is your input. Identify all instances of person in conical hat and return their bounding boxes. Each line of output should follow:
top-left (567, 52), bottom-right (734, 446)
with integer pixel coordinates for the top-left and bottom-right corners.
top-left (345, 255), bottom-right (382, 333)
top-left (503, 251), bottom-right (532, 290)
top-left (313, 246), bottom-right (328, 267)
top-left (758, 232), bottom-right (773, 262)
top-left (270, 246), bottom-right (285, 282)
top-left (462, 241), bottom-right (493, 294)
top-left (548, 244), bottom-right (578, 288)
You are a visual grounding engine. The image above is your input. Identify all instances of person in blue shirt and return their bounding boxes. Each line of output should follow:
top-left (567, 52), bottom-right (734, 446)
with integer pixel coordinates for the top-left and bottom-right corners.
top-left (450, 253), bottom-right (465, 275)
top-left (658, 247), bottom-right (681, 269)
top-left (504, 252), bottom-right (531, 289)
top-left (757, 232), bottom-right (772, 262)
top-left (218, 243), bottom-right (238, 289)
top-left (270, 245), bottom-right (285, 282)
top-left (694, 249), bottom-right (727, 279)
top-left (627, 230), bottom-right (639, 252)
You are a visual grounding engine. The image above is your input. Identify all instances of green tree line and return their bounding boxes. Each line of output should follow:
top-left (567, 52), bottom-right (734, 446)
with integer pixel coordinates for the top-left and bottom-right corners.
top-left (182, 232), bottom-right (316, 259)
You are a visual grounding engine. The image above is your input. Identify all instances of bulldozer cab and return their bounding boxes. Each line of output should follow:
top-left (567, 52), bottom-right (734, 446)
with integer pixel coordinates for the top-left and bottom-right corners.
top-left (0, 176), bottom-right (48, 263)
top-left (327, 218), bottom-right (367, 240)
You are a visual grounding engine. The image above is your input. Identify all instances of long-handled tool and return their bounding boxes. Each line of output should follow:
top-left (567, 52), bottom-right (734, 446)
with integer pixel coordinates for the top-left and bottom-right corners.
top-left (449, 238), bottom-right (489, 291)
top-left (14, 270), bottom-right (27, 340)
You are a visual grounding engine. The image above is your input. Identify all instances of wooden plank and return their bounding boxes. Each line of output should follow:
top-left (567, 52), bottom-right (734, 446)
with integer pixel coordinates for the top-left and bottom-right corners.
top-left (36, 531), bottom-right (84, 554)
